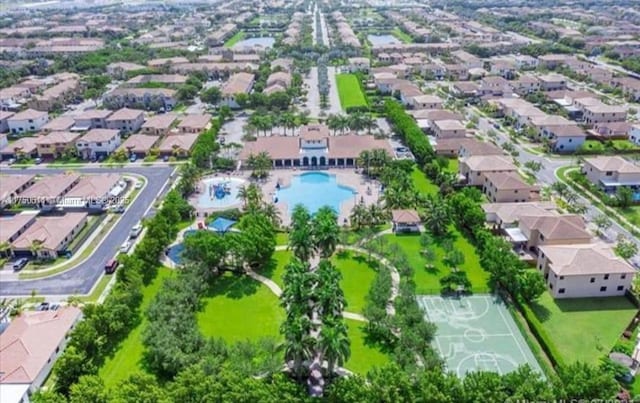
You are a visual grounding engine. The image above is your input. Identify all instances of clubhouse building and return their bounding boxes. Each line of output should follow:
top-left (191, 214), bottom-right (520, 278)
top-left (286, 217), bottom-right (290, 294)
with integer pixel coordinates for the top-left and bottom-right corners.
top-left (239, 124), bottom-right (393, 168)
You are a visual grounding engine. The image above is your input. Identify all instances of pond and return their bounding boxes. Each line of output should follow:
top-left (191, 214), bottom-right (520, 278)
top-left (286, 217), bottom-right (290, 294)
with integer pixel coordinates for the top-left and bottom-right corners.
top-left (232, 37), bottom-right (275, 49)
top-left (367, 34), bottom-right (401, 46)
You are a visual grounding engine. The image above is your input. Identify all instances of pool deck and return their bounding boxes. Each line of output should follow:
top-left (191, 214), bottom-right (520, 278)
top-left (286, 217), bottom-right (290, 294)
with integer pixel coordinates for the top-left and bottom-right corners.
top-left (262, 169), bottom-right (382, 227)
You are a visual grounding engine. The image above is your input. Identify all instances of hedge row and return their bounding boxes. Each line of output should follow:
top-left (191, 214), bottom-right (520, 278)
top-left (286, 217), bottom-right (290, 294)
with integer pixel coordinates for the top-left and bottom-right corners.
top-left (384, 99), bottom-right (435, 165)
top-left (516, 298), bottom-right (566, 369)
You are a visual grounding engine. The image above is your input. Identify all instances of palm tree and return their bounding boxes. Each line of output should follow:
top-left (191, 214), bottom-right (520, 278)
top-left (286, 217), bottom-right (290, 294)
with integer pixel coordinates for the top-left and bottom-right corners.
top-left (29, 239), bottom-right (43, 259)
top-left (289, 205), bottom-right (314, 261)
top-left (237, 185), bottom-right (249, 209)
top-left (326, 114), bottom-right (340, 135)
top-left (0, 241), bottom-right (10, 258)
top-left (261, 203), bottom-right (281, 228)
top-left (423, 196), bottom-right (451, 237)
top-left (361, 114), bottom-right (376, 135)
top-left (319, 319), bottom-right (350, 376)
top-left (349, 203), bottom-right (369, 230)
top-left (281, 315), bottom-right (316, 381)
top-left (337, 114), bottom-right (350, 135)
top-left (312, 207), bottom-right (340, 258)
top-left (281, 112), bottom-right (296, 136)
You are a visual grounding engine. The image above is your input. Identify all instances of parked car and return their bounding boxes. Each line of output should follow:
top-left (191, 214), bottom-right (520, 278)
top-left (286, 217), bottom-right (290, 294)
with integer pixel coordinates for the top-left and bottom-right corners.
top-left (134, 181), bottom-right (143, 189)
top-left (129, 154), bottom-right (137, 163)
top-left (34, 157), bottom-right (42, 164)
top-left (104, 259), bottom-right (119, 274)
top-left (12, 258), bottom-right (28, 271)
top-left (119, 241), bottom-right (131, 254)
top-left (111, 203), bottom-right (125, 214)
top-left (129, 224), bottom-right (142, 239)
top-left (37, 302), bottom-right (50, 311)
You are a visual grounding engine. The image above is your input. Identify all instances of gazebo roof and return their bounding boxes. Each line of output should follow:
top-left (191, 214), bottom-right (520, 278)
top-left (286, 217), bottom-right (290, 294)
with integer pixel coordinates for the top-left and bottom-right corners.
top-left (208, 217), bottom-right (236, 233)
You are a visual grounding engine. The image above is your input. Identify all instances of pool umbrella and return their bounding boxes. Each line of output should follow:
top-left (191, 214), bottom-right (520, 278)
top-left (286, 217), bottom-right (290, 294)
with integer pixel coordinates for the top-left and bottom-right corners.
top-left (208, 217), bottom-right (237, 233)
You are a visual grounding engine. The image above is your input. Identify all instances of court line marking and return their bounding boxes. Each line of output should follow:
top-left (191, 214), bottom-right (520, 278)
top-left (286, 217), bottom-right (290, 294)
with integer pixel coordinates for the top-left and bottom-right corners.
top-left (495, 298), bottom-right (530, 364)
top-left (436, 333), bottom-right (515, 338)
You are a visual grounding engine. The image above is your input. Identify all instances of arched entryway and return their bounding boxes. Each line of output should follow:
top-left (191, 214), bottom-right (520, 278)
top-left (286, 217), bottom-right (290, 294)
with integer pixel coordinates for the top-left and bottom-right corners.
top-left (302, 157), bottom-right (309, 166)
top-left (319, 156), bottom-right (326, 166)
top-left (311, 156), bottom-right (318, 166)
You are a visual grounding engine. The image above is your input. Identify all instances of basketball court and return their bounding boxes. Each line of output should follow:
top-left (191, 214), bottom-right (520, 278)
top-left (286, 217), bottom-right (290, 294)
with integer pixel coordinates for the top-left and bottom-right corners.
top-left (417, 294), bottom-right (543, 377)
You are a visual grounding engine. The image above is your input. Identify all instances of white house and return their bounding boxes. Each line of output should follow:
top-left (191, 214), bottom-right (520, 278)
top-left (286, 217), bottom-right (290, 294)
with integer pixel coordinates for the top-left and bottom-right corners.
top-left (582, 156), bottom-right (640, 194)
top-left (537, 242), bottom-right (635, 299)
top-left (76, 129), bottom-right (121, 159)
top-left (7, 109), bottom-right (49, 134)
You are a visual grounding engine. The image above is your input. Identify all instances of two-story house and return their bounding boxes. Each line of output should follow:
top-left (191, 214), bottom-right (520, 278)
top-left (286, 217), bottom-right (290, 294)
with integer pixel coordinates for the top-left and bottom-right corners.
top-left (582, 156), bottom-right (640, 194)
top-left (537, 242), bottom-right (635, 299)
top-left (76, 129), bottom-right (121, 160)
top-left (7, 109), bottom-right (49, 134)
top-left (105, 108), bottom-right (144, 135)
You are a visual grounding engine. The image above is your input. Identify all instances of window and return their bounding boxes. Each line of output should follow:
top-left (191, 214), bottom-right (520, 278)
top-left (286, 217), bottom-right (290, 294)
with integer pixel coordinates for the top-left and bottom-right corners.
top-left (617, 286), bottom-right (624, 291)
top-left (549, 283), bottom-right (553, 289)
top-left (559, 288), bottom-right (565, 294)
top-left (590, 277), bottom-right (595, 283)
top-left (600, 286), bottom-right (607, 292)
top-left (559, 276), bottom-right (564, 280)
top-left (604, 274), bottom-right (609, 280)
top-left (622, 274), bottom-right (627, 279)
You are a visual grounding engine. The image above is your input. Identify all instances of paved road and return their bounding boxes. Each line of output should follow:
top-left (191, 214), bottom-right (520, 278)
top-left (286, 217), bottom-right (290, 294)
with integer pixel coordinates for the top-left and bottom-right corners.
top-left (0, 166), bottom-right (175, 296)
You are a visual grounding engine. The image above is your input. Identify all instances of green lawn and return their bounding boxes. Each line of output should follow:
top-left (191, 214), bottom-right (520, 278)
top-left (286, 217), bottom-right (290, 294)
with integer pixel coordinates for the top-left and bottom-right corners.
top-left (336, 74), bottom-right (367, 109)
top-left (444, 158), bottom-right (459, 174)
top-left (411, 166), bottom-right (439, 196)
top-left (344, 319), bottom-right (390, 374)
top-left (262, 250), bottom-right (292, 288)
top-left (382, 231), bottom-right (489, 294)
top-left (391, 28), bottom-right (412, 43)
top-left (276, 232), bottom-right (289, 246)
top-left (99, 267), bottom-right (174, 387)
top-left (530, 292), bottom-right (638, 364)
top-left (197, 273), bottom-right (284, 342)
top-left (223, 31), bottom-right (246, 48)
top-left (332, 251), bottom-right (378, 314)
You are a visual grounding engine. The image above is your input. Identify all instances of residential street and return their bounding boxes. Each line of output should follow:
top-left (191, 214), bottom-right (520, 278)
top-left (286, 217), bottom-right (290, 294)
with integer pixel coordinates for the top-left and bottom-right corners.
top-left (0, 166), bottom-right (175, 296)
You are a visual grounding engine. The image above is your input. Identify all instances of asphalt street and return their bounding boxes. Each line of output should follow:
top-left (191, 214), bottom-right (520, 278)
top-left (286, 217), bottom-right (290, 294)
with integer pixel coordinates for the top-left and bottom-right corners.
top-left (0, 166), bottom-right (175, 296)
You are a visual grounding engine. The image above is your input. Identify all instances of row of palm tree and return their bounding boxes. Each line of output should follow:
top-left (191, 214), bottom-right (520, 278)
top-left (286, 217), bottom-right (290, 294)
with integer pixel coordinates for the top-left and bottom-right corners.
top-left (349, 202), bottom-right (389, 231)
top-left (357, 149), bottom-right (391, 178)
top-left (326, 112), bottom-right (377, 135)
top-left (244, 151), bottom-right (272, 179)
top-left (281, 205), bottom-right (350, 393)
top-left (247, 111), bottom-right (311, 137)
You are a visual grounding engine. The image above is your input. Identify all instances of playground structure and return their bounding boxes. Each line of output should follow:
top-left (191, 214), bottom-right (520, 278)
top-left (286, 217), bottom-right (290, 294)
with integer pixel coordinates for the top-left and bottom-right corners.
top-left (208, 181), bottom-right (232, 200)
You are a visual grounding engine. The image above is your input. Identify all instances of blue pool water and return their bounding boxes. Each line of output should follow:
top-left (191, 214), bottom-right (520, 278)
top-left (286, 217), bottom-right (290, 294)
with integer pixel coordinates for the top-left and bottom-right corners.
top-left (277, 172), bottom-right (356, 215)
top-left (167, 230), bottom-right (197, 265)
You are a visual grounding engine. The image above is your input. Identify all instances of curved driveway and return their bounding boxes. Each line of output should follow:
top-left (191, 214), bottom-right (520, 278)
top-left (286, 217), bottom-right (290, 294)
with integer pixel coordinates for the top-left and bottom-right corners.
top-left (0, 166), bottom-right (175, 296)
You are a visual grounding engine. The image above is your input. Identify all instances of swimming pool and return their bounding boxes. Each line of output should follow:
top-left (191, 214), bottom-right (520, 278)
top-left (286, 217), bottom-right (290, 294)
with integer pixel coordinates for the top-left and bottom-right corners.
top-left (276, 172), bottom-right (356, 215)
top-left (166, 230), bottom-right (197, 265)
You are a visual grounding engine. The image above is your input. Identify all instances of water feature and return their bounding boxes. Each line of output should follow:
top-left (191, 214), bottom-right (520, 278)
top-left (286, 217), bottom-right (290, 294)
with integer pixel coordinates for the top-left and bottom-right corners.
top-left (232, 37), bottom-right (275, 49)
top-left (367, 34), bottom-right (400, 46)
top-left (194, 177), bottom-right (246, 210)
top-left (276, 172), bottom-right (355, 215)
